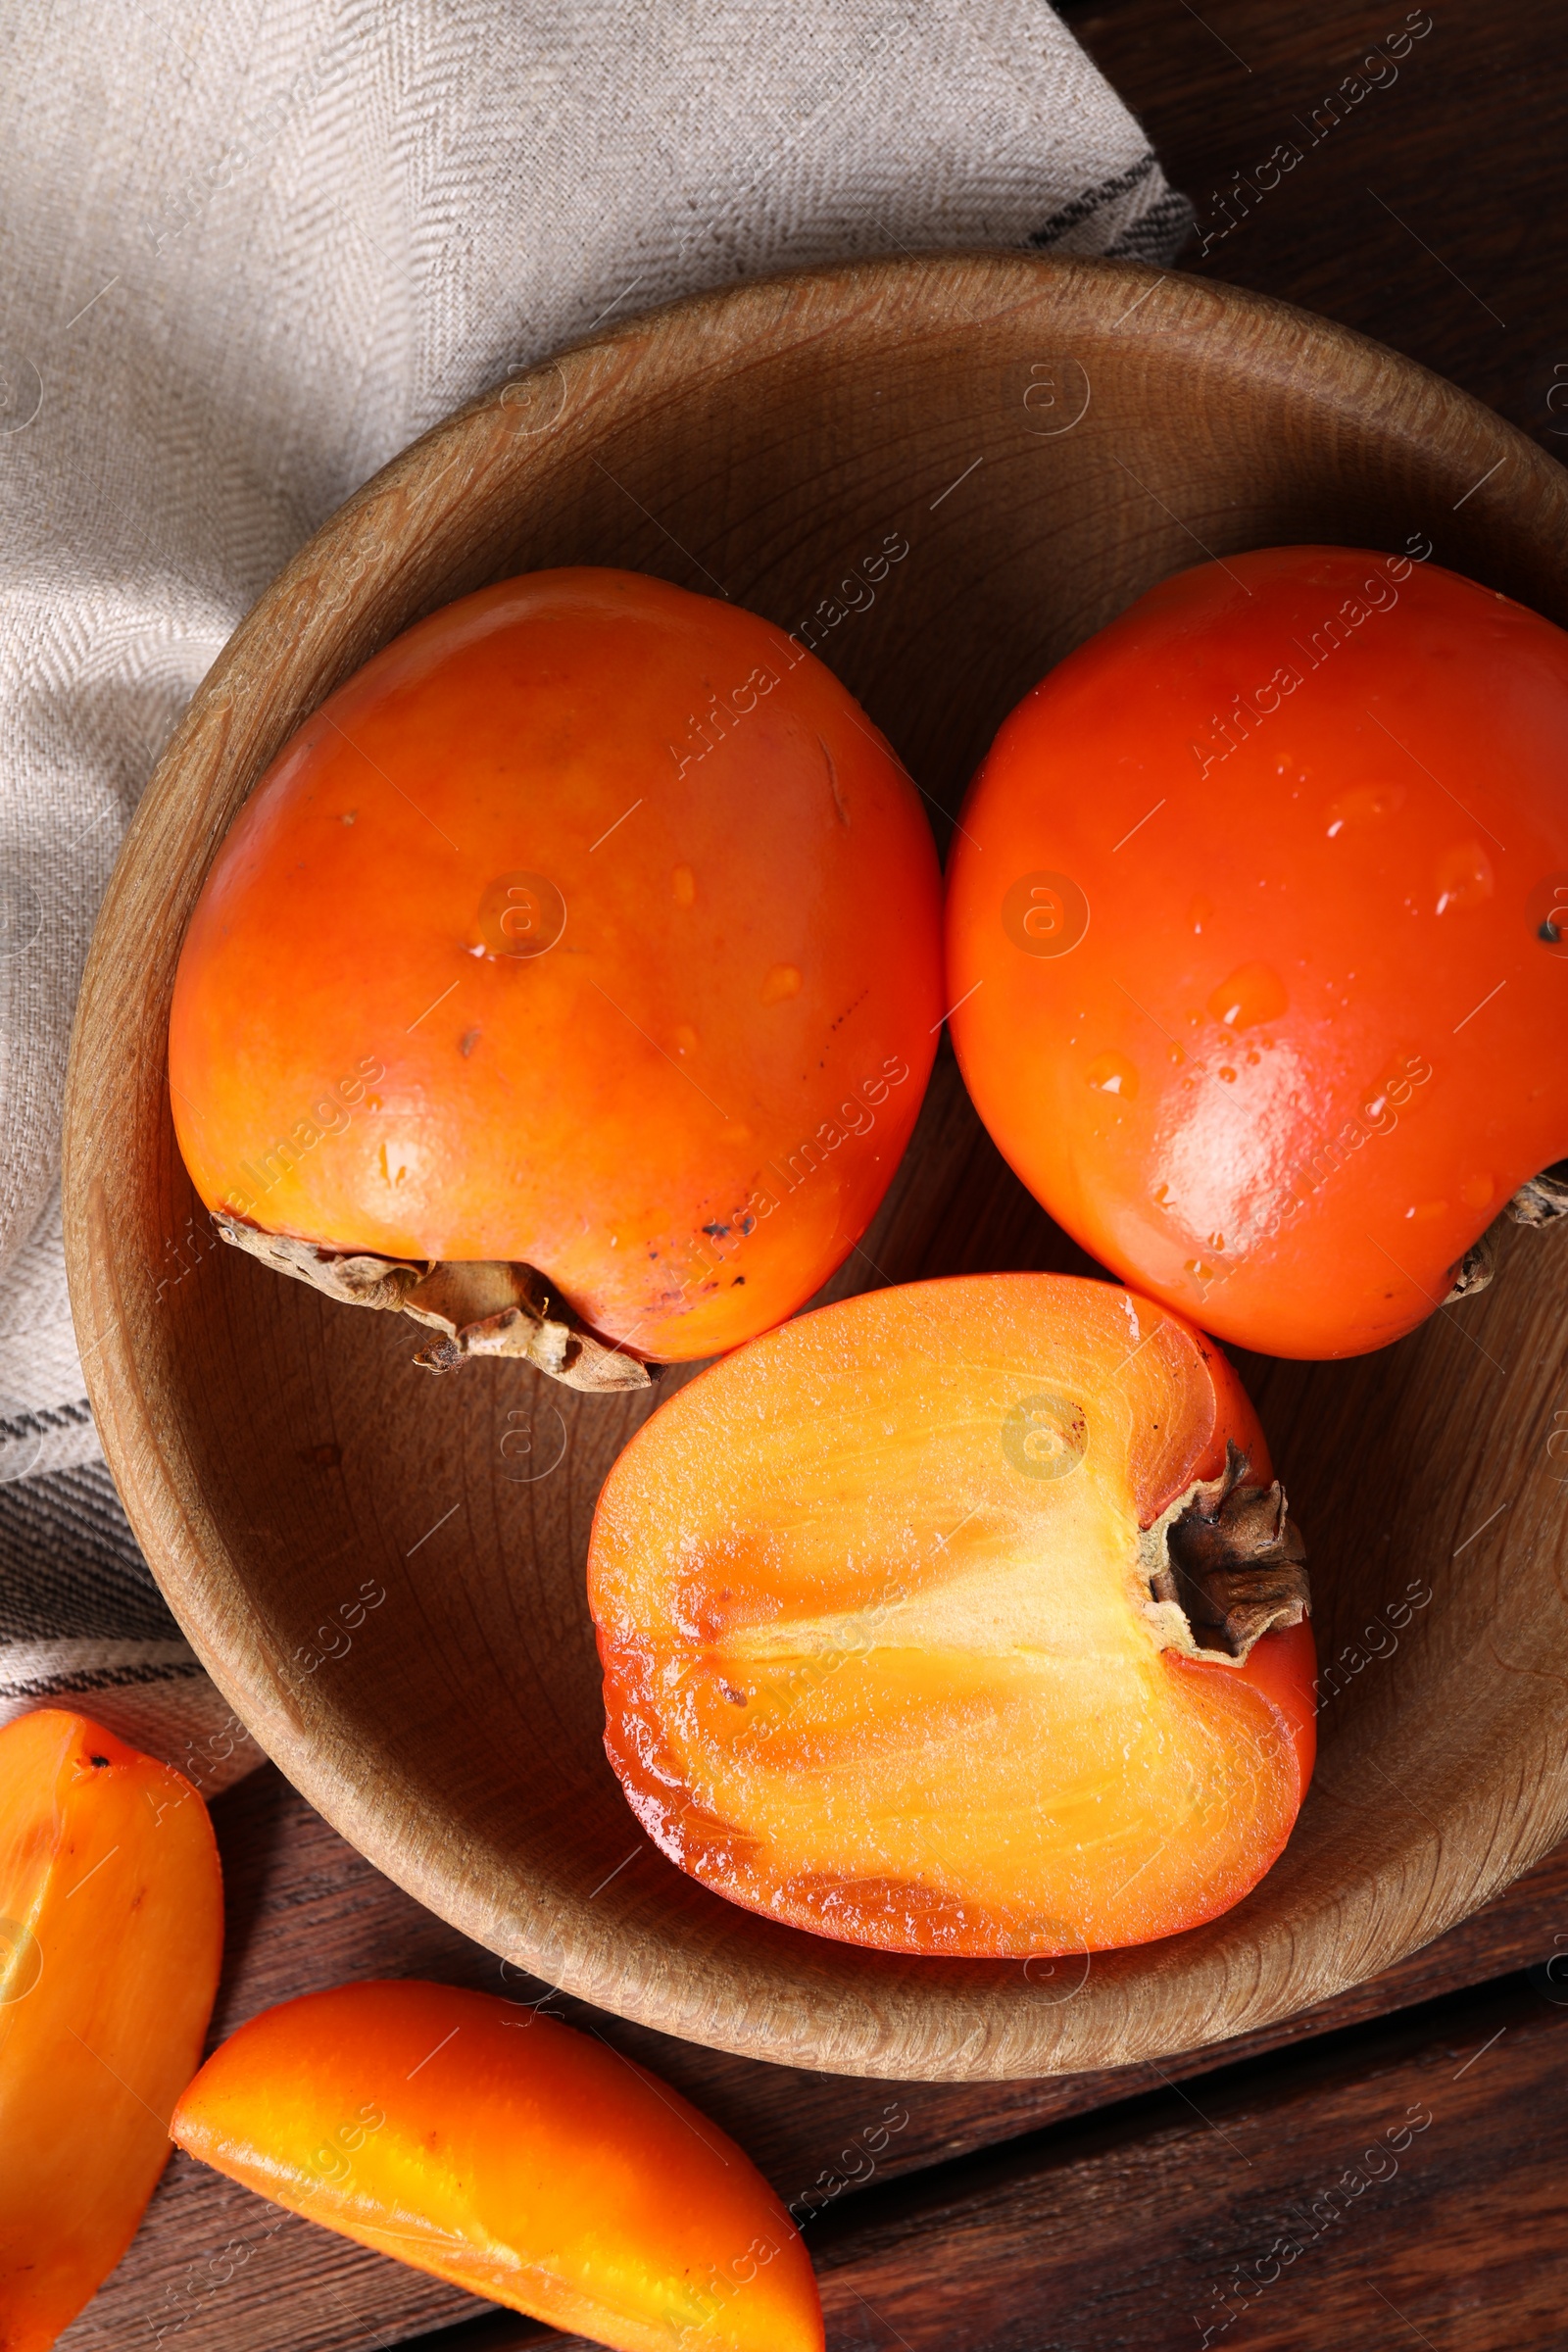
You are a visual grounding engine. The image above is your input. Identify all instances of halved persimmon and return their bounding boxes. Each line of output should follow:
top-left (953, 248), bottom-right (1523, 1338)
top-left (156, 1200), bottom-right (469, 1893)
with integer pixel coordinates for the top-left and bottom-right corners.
top-left (169, 567), bottom-right (942, 1384)
top-left (172, 1979), bottom-right (822, 2352)
top-left (588, 1273), bottom-right (1314, 1959)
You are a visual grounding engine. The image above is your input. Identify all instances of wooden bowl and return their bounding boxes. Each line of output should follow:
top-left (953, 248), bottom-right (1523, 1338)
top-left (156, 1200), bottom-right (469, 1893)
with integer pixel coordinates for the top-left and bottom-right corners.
top-left (64, 253), bottom-right (1568, 2081)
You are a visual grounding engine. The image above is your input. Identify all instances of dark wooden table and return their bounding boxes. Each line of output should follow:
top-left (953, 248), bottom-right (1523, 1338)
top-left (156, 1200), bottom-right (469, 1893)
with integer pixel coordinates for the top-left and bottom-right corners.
top-left (66, 5), bottom-right (1568, 2346)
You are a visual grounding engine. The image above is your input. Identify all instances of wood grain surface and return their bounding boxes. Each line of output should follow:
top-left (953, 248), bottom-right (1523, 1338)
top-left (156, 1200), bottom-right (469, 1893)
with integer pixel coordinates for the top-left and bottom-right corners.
top-left (810, 1974), bottom-right (1568, 2352)
top-left (1065, 0), bottom-right (1565, 452)
top-left (60, 1760), bottom-right (1568, 2352)
top-left (61, 0), bottom-right (1568, 2342)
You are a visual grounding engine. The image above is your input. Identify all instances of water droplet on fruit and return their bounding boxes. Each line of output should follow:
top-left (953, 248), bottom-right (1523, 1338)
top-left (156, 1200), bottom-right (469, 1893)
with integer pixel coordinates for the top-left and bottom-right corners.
top-left (1461, 1173), bottom-right (1494, 1210)
top-left (761, 963), bottom-right (802, 1004)
top-left (1187, 895), bottom-right (1214, 934)
top-left (1207, 960), bottom-right (1289, 1030)
top-left (1085, 1051), bottom-right (1138, 1099)
top-left (1404, 1201), bottom-right (1447, 1222)
top-left (1325, 782), bottom-right (1405, 836)
top-left (1435, 842), bottom-right (1494, 915)
top-left (674, 1024), bottom-right (699, 1055)
top-left (672, 864), bottom-right (696, 906)
top-left (1218, 1066), bottom-right (1238, 1082)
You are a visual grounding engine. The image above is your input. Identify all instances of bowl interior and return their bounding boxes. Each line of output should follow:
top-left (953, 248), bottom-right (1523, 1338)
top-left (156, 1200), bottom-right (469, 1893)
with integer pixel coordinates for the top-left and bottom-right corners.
top-left (64, 252), bottom-right (1568, 2079)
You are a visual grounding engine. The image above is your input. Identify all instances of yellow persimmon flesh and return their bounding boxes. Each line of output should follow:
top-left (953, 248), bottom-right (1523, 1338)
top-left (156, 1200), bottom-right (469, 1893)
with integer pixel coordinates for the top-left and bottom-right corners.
top-left (171, 1978), bottom-right (822, 2352)
top-left (0, 1708), bottom-right (223, 2348)
top-left (589, 1272), bottom-right (1317, 1957)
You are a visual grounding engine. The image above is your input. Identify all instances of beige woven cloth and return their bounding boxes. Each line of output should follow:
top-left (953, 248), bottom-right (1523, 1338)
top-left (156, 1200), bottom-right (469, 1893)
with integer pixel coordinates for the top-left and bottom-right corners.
top-left (0, 0), bottom-right (1189, 1778)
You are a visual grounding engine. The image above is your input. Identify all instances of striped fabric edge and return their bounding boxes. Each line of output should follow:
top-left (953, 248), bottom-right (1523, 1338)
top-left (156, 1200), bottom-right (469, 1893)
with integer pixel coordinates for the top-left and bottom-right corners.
top-left (1030, 152), bottom-right (1196, 267)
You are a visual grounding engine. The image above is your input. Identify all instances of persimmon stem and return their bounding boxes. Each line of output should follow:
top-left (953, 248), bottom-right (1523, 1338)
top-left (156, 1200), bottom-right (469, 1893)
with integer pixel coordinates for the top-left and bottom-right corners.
top-left (1145, 1442), bottom-right (1310, 1664)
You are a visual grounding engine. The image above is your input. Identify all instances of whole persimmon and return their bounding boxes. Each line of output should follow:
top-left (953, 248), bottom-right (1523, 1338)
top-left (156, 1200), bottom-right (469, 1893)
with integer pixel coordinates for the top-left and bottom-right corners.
top-left (588, 1273), bottom-right (1314, 1959)
top-left (170, 569), bottom-right (942, 1375)
top-left (945, 545), bottom-right (1568, 1359)
top-left (172, 1979), bottom-right (822, 2352)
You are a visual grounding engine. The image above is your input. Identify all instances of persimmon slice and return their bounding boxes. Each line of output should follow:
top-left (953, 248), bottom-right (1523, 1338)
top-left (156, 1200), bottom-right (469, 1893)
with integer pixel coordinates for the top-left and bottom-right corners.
top-left (0, 1709), bottom-right (223, 2347)
top-left (172, 1980), bottom-right (822, 2352)
top-left (588, 1274), bottom-right (1315, 1958)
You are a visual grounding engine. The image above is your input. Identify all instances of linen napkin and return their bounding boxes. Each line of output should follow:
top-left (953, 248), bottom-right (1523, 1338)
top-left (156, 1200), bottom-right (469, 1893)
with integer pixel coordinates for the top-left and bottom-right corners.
top-left (0, 0), bottom-right (1191, 1784)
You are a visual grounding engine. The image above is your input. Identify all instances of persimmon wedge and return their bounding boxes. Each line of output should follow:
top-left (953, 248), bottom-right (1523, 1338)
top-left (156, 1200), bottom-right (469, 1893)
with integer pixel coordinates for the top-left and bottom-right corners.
top-left (588, 1274), bottom-right (1315, 1958)
top-left (171, 1980), bottom-right (822, 2352)
top-left (0, 1708), bottom-right (223, 2348)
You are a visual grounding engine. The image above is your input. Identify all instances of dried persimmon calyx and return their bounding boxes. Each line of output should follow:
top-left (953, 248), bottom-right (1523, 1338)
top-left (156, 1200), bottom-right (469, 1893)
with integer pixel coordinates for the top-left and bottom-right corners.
top-left (212, 1213), bottom-right (650, 1393)
top-left (1140, 1441), bottom-right (1310, 1664)
top-left (1508, 1159), bottom-right (1568, 1226)
top-left (1447, 1165), bottom-right (1568, 1302)
top-left (1442, 1228), bottom-right (1497, 1302)
top-left (213, 1216), bottom-right (429, 1308)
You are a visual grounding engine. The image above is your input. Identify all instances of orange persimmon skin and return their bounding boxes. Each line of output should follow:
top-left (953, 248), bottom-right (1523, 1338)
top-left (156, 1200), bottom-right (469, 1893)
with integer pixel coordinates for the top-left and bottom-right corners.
top-left (171, 1979), bottom-right (822, 2352)
top-left (588, 1273), bottom-right (1315, 1960)
top-left (0, 1709), bottom-right (223, 2349)
top-left (946, 547), bottom-right (1568, 1358)
top-left (169, 567), bottom-right (942, 1360)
